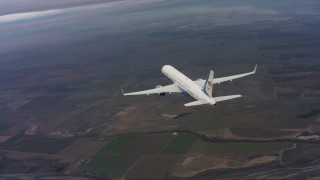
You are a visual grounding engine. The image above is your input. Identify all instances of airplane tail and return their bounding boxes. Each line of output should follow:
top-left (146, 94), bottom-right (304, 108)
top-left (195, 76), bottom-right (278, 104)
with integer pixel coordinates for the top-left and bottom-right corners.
top-left (204, 70), bottom-right (214, 97)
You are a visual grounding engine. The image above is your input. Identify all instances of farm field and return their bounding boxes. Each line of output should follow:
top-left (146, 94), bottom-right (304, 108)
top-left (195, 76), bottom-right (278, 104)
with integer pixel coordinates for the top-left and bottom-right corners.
top-left (160, 134), bottom-right (197, 154)
top-left (189, 141), bottom-right (293, 154)
top-left (10, 139), bottom-right (75, 154)
top-left (120, 133), bottom-right (173, 154)
top-left (76, 154), bottom-right (140, 178)
top-left (298, 109), bottom-right (320, 119)
top-left (96, 135), bottom-right (138, 154)
top-left (74, 133), bottom-right (294, 178)
top-left (0, 124), bottom-right (8, 132)
top-left (1, 0), bottom-right (320, 179)
top-left (125, 154), bottom-right (182, 179)
top-left (57, 138), bottom-right (108, 157)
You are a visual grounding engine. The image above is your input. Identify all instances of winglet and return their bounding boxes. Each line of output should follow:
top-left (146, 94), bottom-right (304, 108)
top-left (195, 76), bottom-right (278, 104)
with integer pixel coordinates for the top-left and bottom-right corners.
top-left (121, 86), bottom-right (125, 95)
top-left (253, 64), bottom-right (257, 74)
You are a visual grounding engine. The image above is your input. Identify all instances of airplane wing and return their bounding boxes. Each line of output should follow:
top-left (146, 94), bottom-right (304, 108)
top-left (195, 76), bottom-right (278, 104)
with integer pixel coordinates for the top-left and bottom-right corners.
top-left (184, 94), bottom-right (242, 107)
top-left (213, 64), bottom-right (257, 84)
top-left (212, 94), bottom-right (242, 102)
top-left (123, 84), bottom-right (182, 96)
top-left (193, 64), bottom-right (257, 87)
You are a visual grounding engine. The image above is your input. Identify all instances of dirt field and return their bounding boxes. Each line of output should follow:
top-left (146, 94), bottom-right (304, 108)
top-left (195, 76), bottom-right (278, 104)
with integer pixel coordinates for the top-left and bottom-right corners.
top-left (57, 138), bottom-right (108, 157)
top-left (173, 154), bottom-right (278, 178)
top-left (10, 138), bottom-right (75, 154)
top-left (189, 141), bottom-right (293, 155)
top-left (229, 128), bottom-right (300, 139)
top-left (172, 155), bottom-right (227, 177)
top-left (0, 136), bottom-right (11, 143)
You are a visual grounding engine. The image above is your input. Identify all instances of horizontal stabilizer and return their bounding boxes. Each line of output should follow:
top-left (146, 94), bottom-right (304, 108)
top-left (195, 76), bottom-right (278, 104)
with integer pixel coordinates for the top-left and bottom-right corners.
top-left (184, 100), bottom-right (208, 107)
top-left (123, 84), bottom-right (182, 96)
top-left (213, 94), bottom-right (242, 102)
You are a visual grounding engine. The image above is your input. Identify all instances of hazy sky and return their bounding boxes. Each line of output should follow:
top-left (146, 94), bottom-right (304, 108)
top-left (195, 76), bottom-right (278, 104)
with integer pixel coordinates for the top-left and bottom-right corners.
top-left (0, 0), bottom-right (318, 67)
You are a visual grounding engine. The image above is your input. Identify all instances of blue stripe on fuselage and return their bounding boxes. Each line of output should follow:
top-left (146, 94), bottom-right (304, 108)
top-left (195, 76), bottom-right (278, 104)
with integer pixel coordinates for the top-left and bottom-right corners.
top-left (178, 86), bottom-right (190, 97)
top-left (203, 77), bottom-right (210, 97)
top-left (202, 88), bottom-right (210, 97)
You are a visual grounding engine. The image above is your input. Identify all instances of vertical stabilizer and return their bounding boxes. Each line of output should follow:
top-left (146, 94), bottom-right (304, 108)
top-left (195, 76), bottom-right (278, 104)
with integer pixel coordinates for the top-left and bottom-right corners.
top-left (204, 70), bottom-right (214, 97)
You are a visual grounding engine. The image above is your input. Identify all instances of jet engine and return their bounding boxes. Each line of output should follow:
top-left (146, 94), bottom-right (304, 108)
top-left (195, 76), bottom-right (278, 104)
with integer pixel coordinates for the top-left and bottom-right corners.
top-left (155, 85), bottom-right (165, 96)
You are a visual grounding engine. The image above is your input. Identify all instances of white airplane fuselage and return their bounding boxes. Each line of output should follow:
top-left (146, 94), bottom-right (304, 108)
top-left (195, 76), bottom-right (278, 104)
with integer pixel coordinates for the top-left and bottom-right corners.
top-left (161, 65), bottom-right (216, 105)
top-left (123, 64), bottom-right (256, 106)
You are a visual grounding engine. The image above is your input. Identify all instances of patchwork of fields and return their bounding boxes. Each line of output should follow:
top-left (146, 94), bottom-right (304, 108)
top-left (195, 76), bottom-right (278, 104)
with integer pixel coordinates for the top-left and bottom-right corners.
top-left (1, 0), bottom-right (320, 179)
top-left (73, 133), bottom-right (292, 179)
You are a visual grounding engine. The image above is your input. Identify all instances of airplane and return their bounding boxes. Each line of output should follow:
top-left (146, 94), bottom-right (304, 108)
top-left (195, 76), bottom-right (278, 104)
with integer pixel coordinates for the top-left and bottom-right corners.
top-left (122, 64), bottom-right (257, 107)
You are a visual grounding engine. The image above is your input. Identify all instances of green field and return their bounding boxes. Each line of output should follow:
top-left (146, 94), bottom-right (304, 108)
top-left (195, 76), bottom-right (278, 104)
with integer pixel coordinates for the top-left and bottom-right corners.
top-left (189, 141), bottom-right (293, 154)
top-left (96, 135), bottom-right (138, 154)
top-left (125, 155), bottom-right (181, 179)
top-left (0, 124), bottom-right (8, 132)
top-left (298, 109), bottom-right (320, 119)
top-left (160, 134), bottom-right (197, 154)
top-left (120, 134), bottom-right (173, 154)
top-left (76, 154), bottom-right (140, 178)
top-left (76, 133), bottom-right (293, 178)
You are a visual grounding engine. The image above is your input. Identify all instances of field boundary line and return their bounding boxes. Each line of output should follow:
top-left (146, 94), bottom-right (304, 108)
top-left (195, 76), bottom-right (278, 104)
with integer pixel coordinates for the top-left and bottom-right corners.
top-left (157, 135), bottom-right (174, 154)
top-left (122, 154), bottom-right (145, 179)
